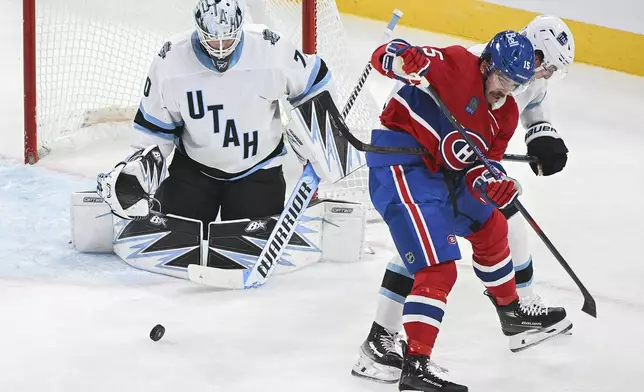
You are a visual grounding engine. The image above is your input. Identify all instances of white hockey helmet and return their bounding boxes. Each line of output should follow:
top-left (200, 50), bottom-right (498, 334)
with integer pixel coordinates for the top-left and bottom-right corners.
top-left (521, 15), bottom-right (575, 79)
top-left (194, 0), bottom-right (244, 59)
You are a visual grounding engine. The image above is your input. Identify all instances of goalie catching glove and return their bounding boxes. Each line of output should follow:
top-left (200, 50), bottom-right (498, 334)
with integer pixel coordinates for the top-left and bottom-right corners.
top-left (96, 145), bottom-right (167, 220)
top-left (466, 161), bottom-right (522, 209)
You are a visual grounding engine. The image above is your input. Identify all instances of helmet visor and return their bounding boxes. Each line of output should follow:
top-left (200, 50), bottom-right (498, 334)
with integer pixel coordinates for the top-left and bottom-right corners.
top-left (488, 69), bottom-right (523, 95)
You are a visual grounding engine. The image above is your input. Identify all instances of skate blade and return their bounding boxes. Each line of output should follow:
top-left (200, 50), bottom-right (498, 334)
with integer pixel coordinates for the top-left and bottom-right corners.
top-left (350, 348), bottom-right (400, 384)
top-left (509, 319), bottom-right (573, 353)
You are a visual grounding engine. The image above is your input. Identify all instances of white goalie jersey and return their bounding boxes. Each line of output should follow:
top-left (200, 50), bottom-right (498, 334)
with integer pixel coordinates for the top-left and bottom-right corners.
top-left (132, 23), bottom-right (331, 179)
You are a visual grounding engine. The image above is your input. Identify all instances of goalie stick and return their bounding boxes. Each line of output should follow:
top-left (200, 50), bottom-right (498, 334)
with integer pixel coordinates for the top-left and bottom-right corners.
top-left (188, 163), bottom-right (319, 289)
top-left (416, 81), bottom-right (597, 318)
top-left (187, 10), bottom-right (405, 290)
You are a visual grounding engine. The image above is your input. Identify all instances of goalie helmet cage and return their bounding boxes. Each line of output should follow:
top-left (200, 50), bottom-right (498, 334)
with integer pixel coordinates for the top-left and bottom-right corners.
top-left (22, 0), bottom-right (379, 209)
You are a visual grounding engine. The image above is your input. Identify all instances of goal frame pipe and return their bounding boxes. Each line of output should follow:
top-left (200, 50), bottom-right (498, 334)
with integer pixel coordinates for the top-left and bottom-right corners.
top-left (302, 0), bottom-right (316, 55)
top-left (23, 0), bottom-right (39, 164)
top-left (302, 0), bottom-right (317, 197)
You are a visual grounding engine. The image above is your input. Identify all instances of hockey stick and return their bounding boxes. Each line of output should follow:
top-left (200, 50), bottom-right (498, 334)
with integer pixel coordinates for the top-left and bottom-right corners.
top-left (337, 44), bottom-right (538, 165)
top-left (188, 10), bottom-right (405, 290)
top-left (416, 82), bottom-right (597, 318)
top-left (188, 163), bottom-right (319, 289)
top-left (340, 9), bottom-right (403, 118)
top-left (503, 153), bottom-right (537, 163)
top-left (337, 109), bottom-right (538, 164)
top-left (331, 132), bottom-right (537, 164)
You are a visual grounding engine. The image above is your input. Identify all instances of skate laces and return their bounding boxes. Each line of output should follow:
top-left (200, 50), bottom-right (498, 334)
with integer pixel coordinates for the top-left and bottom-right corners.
top-left (379, 330), bottom-right (398, 354)
top-left (416, 358), bottom-right (450, 382)
top-left (519, 294), bottom-right (549, 316)
top-left (395, 333), bottom-right (450, 375)
top-left (427, 360), bottom-right (450, 377)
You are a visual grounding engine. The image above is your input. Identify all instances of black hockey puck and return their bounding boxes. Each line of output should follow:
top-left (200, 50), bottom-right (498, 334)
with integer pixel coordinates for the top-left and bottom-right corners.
top-left (150, 324), bottom-right (165, 341)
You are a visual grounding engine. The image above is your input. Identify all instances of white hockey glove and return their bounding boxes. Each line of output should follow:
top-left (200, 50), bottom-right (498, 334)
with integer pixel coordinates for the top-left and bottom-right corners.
top-left (96, 145), bottom-right (167, 220)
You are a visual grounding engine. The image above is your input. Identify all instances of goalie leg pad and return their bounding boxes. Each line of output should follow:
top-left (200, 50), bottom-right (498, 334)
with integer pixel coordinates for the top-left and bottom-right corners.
top-left (70, 191), bottom-right (114, 253)
top-left (320, 200), bottom-right (366, 262)
top-left (206, 200), bottom-right (325, 274)
top-left (113, 212), bottom-right (202, 279)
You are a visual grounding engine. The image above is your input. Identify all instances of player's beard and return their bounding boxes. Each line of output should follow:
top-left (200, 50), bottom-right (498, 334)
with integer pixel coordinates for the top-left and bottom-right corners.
top-left (484, 71), bottom-right (514, 109)
top-left (487, 91), bottom-right (507, 110)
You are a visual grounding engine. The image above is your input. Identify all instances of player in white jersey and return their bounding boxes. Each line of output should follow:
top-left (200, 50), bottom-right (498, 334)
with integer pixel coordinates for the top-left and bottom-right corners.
top-left (97, 0), bottom-right (331, 228)
top-left (468, 13), bottom-right (574, 325)
top-left (351, 15), bottom-right (576, 384)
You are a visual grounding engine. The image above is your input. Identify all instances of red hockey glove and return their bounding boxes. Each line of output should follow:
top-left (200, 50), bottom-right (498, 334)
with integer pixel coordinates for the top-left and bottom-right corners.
top-left (381, 39), bottom-right (430, 83)
top-left (465, 162), bottom-right (522, 209)
top-left (395, 46), bottom-right (430, 76)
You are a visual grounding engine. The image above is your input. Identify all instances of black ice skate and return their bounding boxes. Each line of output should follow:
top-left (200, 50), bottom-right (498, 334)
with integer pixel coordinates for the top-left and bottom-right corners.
top-left (485, 291), bottom-right (573, 352)
top-left (398, 342), bottom-right (467, 392)
top-left (520, 292), bottom-right (573, 336)
top-left (351, 322), bottom-right (403, 383)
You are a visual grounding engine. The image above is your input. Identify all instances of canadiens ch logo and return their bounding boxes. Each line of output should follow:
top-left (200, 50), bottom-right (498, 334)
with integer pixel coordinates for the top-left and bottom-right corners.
top-left (440, 130), bottom-right (489, 171)
top-left (447, 235), bottom-right (457, 244)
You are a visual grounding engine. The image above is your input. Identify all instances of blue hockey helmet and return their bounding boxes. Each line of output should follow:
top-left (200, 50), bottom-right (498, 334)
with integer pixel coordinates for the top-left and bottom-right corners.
top-left (481, 30), bottom-right (535, 84)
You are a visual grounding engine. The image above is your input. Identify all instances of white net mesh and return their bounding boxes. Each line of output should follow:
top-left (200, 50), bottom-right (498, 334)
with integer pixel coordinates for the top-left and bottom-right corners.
top-left (35, 0), bottom-right (196, 149)
top-left (35, 0), bottom-right (377, 208)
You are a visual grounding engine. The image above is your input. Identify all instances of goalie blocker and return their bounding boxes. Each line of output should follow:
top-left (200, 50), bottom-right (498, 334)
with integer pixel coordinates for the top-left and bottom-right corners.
top-left (286, 90), bottom-right (366, 184)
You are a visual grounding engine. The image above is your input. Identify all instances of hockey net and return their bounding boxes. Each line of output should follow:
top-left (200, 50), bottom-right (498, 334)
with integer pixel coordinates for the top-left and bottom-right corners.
top-left (26, 0), bottom-right (379, 209)
top-left (25, 0), bottom-right (196, 162)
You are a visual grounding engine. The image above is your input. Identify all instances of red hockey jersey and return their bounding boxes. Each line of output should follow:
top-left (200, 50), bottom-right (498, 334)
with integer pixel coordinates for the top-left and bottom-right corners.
top-left (371, 43), bottom-right (519, 172)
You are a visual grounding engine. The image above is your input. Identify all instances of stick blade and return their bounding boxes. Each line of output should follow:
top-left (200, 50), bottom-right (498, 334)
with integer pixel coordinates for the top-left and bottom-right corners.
top-left (188, 264), bottom-right (247, 290)
top-left (581, 297), bottom-right (597, 318)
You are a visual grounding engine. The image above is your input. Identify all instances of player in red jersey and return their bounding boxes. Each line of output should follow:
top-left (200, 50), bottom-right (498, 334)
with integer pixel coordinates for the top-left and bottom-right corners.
top-left (351, 31), bottom-right (570, 392)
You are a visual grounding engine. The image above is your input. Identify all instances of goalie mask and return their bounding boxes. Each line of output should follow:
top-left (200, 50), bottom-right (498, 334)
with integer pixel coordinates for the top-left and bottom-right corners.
top-left (96, 145), bottom-right (167, 220)
top-left (194, 0), bottom-right (244, 60)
